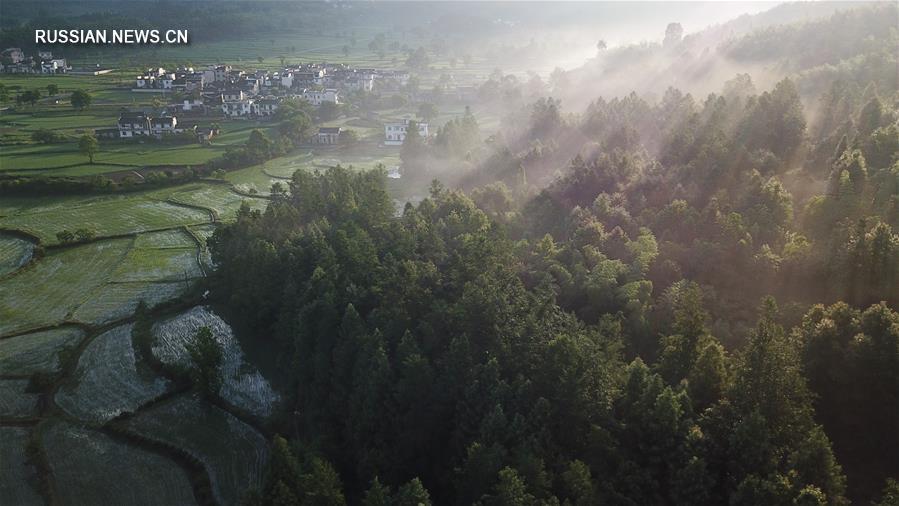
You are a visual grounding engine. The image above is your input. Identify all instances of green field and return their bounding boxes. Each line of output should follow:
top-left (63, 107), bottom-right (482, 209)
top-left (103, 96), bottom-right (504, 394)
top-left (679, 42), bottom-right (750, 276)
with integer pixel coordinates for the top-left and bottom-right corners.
top-left (122, 393), bottom-right (269, 505)
top-left (0, 239), bottom-right (132, 334)
top-left (42, 421), bottom-right (197, 506)
top-left (56, 324), bottom-right (170, 423)
top-left (0, 196), bottom-right (211, 245)
top-left (0, 327), bottom-right (85, 374)
top-left (168, 183), bottom-right (269, 222)
top-left (0, 232), bottom-right (201, 333)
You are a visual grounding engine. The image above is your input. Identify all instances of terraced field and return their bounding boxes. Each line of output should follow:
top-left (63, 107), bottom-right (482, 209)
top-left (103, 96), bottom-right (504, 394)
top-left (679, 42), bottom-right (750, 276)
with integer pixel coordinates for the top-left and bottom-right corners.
top-left (153, 306), bottom-right (280, 417)
top-left (56, 324), bottom-right (170, 423)
top-left (0, 196), bottom-right (211, 245)
top-left (72, 280), bottom-right (190, 327)
top-left (112, 241), bottom-right (203, 282)
top-left (42, 421), bottom-right (197, 506)
top-left (0, 379), bottom-right (40, 418)
top-left (168, 184), bottom-right (269, 222)
top-left (0, 327), bottom-right (85, 374)
top-left (120, 394), bottom-right (268, 506)
top-left (0, 239), bottom-right (132, 335)
top-left (0, 233), bottom-right (33, 276)
top-left (0, 426), bottom-right (44, 506)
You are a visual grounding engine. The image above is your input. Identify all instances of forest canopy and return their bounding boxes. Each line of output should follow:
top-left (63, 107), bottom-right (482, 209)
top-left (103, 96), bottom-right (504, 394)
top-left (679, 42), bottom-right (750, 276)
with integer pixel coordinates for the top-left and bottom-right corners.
top-left (206, 3), bottom-right (899, 505)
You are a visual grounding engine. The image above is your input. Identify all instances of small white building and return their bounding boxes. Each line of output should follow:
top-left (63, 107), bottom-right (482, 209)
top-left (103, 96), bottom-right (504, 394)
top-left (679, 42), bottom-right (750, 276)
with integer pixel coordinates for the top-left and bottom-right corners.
top-left (316, 127), bottom-right (342, 145)
top-left (117, 112), bottom-right (185, 138)
top-left (384, 119), bottom-right (429, 145)
top-left (135, 75), bottom-right (155, 88)
top-left (150, 116), bottom-right (182, 137)
top-left (222, 89), bottom-right (246, 102)
top-left (181, 98), bottom-right (204, 112)
top-left (222, 99), bottom-right (254, 117)
top-left (344, 76), bottom-right (374, 92)
top-left (40, 59), bottom-right (68, 74)
top-left (252, 98), bottom-right (280, 117)
top-left (118, 112), bottom-right (151, 137)
top-left (300, 88), bottom-right (339, 106)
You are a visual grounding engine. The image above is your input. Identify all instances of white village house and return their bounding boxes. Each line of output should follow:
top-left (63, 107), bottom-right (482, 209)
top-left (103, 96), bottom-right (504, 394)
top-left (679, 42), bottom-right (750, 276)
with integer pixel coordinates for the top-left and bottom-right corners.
top-left (384, 119), bottom-right (429, 146)
top-left (116, 112), bottom-right (187, 139)
top-left (316, 127), bottom-right (342, 145)
top-left (300, 89), bottom-right (339, 106)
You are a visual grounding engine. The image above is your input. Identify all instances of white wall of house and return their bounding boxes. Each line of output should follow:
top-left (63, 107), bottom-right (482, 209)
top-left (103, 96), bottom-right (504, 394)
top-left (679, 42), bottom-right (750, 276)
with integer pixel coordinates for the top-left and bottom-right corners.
top-left (384, 120), bottom-right (428, 145)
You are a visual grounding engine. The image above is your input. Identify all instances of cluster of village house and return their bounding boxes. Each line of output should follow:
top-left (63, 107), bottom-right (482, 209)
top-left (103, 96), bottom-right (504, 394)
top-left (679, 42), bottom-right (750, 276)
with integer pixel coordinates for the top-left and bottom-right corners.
top-left (102, 63), bottom-right (426, 145)
top-left (1, 48), bottom-right (69, 74)
top-left (132, 63), bottom-right (410, 117)
top-left (1, 49), bottom-right (431, 146)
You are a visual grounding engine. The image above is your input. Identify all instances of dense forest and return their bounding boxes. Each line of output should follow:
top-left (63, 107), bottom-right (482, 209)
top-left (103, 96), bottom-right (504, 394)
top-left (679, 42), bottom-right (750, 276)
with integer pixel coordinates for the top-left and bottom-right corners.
top-left (205, 4), bottom-right (899, 506)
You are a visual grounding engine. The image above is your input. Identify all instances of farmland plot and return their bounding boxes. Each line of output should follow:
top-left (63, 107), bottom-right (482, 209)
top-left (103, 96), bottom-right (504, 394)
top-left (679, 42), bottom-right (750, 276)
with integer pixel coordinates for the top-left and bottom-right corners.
top-left (133, 228), bottom-right (197, 249)
top-left (42, 421), bottom-right (197, 506)
top-left (0, 239), bottom-right (130, 335)
top-left (0, 196), bottom-right (211, 245)
top-left (0, 327), bottom-right (85, 374)
top-left (0, 234), bottom-right (33, 276)
top-left (56, 324), bottom-right (169, 423)
top-left (259, 151), bottom-right (315, 178)
top-left (0, 427), bottom-right (43, 506)
top-left (121, 394), bottom-right (268, 506)
top-left (72, 281), bottom-right (189, 327)
top-left (169, 184), bottom-right (268, 223)
top-left (0, 379), bottom-right (40, 418)
top-left (61, 229), bottom-right (202, 326)
top-left (153, 307), bottom-right (280, 418)
top-left (112, 246), bottom-right (203, 282)
top-left (225, 165), bottom-right (292, 197)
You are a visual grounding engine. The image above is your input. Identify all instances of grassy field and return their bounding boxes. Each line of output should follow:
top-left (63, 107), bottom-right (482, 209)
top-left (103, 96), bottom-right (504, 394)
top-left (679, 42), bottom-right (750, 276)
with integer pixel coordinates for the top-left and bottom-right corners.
top-left (72, 281), bottom-right (190, 327)
top-left (56, 324), bottom-right (170, 423)
top-left (168, 183), bottom-right (269, 222)
top-left (153, 306), bottom-right (280, 417)
top-left (42, 421), bottom-right (197, 506)
top-left (0, 427), bottom-right (44, 506)
top-left (0, 327), bottom-right (85, 374)
top-left (121, 393), bottom-right (269, 506)
top-left (0, 195), bottom-right (211, 245)
top-left (0, 239), bottom-right (132, 334)
top-left (0, 231), bottom-right (201, 334)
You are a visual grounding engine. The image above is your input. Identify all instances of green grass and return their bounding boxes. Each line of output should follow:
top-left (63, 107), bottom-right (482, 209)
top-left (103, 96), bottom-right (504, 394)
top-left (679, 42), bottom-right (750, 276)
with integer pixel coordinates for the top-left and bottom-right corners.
top-left (0, 118), bottom-right (267, 175)
top-left (168, 183), bottom-right (268, 222)
top-left (42, 421), bottom-right (196, 506)
top-left (0, 142), bottom-right (227, 174)
top-left (0, 239), bottom-right (132, 335)
top-left (133, 228), bottom-right (197, 249)
top-left (0, 195), bottom-right (211, 245)
top-left (112, 247), bottom-right (202, 282)
top-left (55, 324), bottom-right (170, 423)
top-left (0, 427), bottom-right (43, 506)
top-left (0, 232), bottom-right (198, 333)
top-left (0, 327), bottom-right (85, 374)
top-left (72, 281), bottom-right (189, 327)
